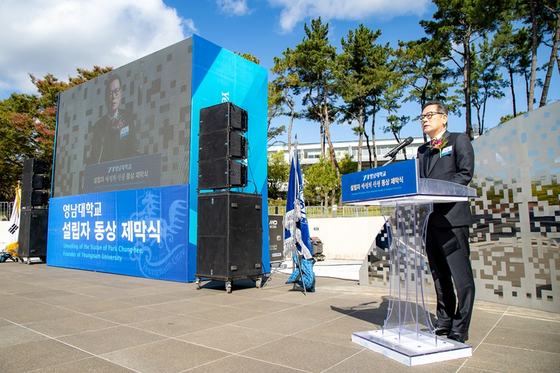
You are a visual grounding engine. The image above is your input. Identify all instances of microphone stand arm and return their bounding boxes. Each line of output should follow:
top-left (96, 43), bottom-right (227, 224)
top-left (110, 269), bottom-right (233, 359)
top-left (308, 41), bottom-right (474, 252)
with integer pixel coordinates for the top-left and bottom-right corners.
top-left (382, 155), bottom-right (396, 167)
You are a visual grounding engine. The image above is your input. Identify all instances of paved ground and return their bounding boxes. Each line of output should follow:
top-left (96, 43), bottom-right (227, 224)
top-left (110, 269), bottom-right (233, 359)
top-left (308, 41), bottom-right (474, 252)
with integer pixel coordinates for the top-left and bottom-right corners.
top-left (1, 260), bottom-right (559, 372)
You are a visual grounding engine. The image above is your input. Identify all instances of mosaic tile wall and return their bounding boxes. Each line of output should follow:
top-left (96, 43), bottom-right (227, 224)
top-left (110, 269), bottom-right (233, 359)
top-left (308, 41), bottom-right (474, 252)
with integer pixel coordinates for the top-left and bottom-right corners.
top-left (361, 102), bottom-right (560, 314)
top-left (470, 102), bottom-right (559, 313)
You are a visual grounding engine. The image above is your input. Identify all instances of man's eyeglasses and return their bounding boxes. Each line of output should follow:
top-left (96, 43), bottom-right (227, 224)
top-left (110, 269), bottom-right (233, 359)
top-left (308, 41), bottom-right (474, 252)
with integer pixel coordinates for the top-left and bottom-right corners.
top-left (419, 112), bottom-right (444, 121)
top-left (107, 87), bottom-right (121, 98)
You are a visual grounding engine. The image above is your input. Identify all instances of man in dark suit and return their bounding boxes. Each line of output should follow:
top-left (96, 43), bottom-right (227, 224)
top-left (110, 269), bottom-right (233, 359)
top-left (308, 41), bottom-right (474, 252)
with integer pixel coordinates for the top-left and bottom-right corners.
top-left (86, 73), bottom-right (138, 165)
top-left (417, 100), bottom-right (475, 343)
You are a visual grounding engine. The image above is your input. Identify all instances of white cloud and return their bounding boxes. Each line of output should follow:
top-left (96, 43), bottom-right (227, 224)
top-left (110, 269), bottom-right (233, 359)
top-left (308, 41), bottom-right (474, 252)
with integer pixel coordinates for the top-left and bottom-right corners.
top-left (0, 0), bottom-right (196, 97)
top-left (216, 0), bottom-right (252, 16)
top-left (267, 0), bottom-right (431, 33)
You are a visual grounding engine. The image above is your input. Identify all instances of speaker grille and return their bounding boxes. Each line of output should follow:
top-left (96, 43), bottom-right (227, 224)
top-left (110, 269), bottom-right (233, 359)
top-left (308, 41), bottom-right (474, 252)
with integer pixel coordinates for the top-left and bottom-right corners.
top-left (196, 192), bottom-right (262, 278)
top-left (199, 102), bottom-right (248, 135)
top-left (199, 130), bottom-right (247, 161)
top-left (18, 209), bottom-right (49, 259)
top-left (198, 159), bottom-right (247, 190)
top-left (21, 158), bottom-right (51, 208)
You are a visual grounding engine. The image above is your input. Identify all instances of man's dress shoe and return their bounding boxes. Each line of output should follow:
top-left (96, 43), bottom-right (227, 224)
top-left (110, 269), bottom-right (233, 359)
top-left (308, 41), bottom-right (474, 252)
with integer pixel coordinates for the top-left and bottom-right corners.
top-left (434, 326), bottom-right (450, 336)
top-left (448, 331), bottom-right (468, 343)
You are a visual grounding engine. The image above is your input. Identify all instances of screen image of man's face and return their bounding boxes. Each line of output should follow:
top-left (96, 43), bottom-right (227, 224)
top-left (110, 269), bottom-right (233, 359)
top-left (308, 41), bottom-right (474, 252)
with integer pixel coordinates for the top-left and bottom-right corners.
top-left (106, 78), bottom-right (122, 116)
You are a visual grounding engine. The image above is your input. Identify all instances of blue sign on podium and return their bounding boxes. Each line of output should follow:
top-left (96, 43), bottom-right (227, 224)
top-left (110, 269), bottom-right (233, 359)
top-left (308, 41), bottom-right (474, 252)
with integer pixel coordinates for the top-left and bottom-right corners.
top-left (341, 159), bottom-right (419, 204)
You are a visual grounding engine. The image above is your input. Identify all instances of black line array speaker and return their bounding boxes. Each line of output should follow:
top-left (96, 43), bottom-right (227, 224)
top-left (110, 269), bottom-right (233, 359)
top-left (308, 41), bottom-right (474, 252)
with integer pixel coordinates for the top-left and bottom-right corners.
top-left (18, 209), bottom-right (49, 261)
top-left (197, 192), bottom-right (262, 279)
top-left (199, 102), bottom-right (248, 135)
top-left (199, 130), bottom-right (247, 160)
top-left (198, 102), bottom-right (248, 190)
top-left (21, 158), bottom-right (50, 208)
top-left (198, 158), bottom-right (247, 189)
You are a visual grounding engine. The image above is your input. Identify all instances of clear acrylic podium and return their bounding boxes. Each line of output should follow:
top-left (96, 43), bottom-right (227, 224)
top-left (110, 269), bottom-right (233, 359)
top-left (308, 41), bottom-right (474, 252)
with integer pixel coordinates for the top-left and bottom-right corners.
top-left (341, 159), bottom-right (477, 366)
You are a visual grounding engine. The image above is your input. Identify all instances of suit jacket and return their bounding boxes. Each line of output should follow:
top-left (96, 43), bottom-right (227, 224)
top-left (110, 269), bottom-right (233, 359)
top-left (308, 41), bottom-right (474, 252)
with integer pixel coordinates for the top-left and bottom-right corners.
top-left (86, 108), bottom-right (139, 165)
top-left (417, 131), bottom-right (475, 227)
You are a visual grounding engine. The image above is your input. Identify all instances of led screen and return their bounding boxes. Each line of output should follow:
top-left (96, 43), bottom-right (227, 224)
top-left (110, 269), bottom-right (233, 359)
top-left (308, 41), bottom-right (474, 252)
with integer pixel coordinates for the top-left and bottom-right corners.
top-left (53, 38), bottom-right (193, 197)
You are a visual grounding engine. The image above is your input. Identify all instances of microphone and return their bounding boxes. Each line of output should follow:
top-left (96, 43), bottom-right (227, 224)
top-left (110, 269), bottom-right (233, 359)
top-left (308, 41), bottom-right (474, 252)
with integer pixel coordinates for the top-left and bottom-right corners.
top-left (383, 136), bottom-right (414, 158)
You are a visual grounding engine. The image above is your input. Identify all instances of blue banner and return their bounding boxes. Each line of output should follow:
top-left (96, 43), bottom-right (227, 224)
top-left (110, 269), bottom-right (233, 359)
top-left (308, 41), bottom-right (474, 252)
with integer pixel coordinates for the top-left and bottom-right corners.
top-left (47, 185), bottom-right (192, 282)
top-left (190, 35), bottom-right (270, 273)
top-left (341, 159), bottom-right (419, 203)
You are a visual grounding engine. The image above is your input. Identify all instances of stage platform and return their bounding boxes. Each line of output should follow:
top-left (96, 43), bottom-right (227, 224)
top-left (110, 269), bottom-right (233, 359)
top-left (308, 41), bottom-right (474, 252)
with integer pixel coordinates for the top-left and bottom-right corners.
top-left (1, 260), bottom-right (559, 372)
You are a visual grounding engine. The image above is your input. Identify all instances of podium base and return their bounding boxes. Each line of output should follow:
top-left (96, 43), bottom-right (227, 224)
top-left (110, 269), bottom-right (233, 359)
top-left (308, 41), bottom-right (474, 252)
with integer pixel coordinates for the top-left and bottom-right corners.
top-left (352, 328), bottom-right (472, 366)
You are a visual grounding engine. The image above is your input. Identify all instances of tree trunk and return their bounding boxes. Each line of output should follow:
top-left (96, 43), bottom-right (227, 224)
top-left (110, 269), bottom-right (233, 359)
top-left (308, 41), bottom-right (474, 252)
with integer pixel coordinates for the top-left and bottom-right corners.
top-left (463, 32), bottom-right (474, 140)
top-left (364, 131), bottom-right (373, 169)
top-left (539, 10), bottom-right (560, 108)
top-left (322, 86), bottom-right (340, 177)
top-left (371, 115), bottom-right (378, 168)
top-left (528, 0), bottom-right (538, 111)
top-left (286, 93), bottom-right (295, 154)
top-left (420, 92), bottom-right (428, 142)
top-left (524, 72), bottom-right (531, 109)
top-left (481, 91), bottom-right (487, 135)
top-left (325, 123), bottom-right (340, 177)
top-left (357, 107), bottom-right (364, 172)
top-left (508, 68), bottom-right (517, 116)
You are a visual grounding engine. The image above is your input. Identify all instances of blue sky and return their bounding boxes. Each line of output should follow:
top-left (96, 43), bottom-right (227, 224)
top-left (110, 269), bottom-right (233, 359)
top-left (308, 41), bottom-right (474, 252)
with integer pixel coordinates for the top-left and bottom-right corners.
top-left (0, 0), bottom-right (557, 144)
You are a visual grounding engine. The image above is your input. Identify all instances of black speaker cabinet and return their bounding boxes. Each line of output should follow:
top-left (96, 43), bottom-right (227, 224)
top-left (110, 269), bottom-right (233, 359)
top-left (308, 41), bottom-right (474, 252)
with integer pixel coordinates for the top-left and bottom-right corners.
top-left (199, 102), bottom-right (248, 135)
top-left (21, 190), bottom-right (49, 208)
top-left (21, 158), bottom-right (50, 208)
top-left (198, 158), bottom-right (247, 190)
top-left (23, 158), bottom-right (49, 174)
top-left (197, 192), bottom-right (262, 279)
top-left (199, 130), bottom-right (247, 161)
top-left (18, 209), bottom-right (49, 261)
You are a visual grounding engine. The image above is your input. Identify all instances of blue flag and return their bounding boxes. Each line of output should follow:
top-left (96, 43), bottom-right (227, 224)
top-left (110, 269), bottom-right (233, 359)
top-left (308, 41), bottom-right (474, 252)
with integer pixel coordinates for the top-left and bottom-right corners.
top-left (283, 145), bottom-right (312, 259)
top-left (284, 144), bottom-right (315, 291)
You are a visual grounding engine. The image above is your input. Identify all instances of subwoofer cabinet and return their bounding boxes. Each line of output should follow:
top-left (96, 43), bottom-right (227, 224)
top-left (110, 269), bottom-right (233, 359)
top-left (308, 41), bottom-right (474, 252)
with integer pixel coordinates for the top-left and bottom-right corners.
top-left (18, 209), bottom-right (49, 263)
top-left (195, 192), bottom-right (263, 293)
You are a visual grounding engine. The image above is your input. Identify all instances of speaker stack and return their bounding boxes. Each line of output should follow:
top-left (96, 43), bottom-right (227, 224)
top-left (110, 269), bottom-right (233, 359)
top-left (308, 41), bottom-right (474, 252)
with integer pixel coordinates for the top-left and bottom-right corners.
top-left (198, 102), bottom-right (248, 190)
top-left (19, 158), bottom-right (51, 263)
top-left (196, 102), bottom-right (263, 293)
top-left (21, 159), bottom-right (50, 208)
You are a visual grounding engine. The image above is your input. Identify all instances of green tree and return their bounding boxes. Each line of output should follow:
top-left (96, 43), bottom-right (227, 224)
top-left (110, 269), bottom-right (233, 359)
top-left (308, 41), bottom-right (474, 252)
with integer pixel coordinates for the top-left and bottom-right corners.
top-left (337, 25), bottom-right (383, 171)
top-left (292, 18), bottom-right (340, 175)
top-left (539, 2), bottom-right (560, 107)
top-left (337, 24), bottom-right (393, 169)
top-left (514, 0), bottom-right (556, 110)
top-left (493, 21), bottom-right (531, 116)
top-left (271, 48), bottom-right (299, 152)
top-left (0, 67), bottom-right (111, 200)
top-left (381, 60), bottom-right (409, 145)
top-left (422, 0), bottom-right (510, 139)
top-left (235, 52), bottom-right (260, 65)
top-left (396, 38), bottom-right (457, 111)
top-left (267, 82), bottom-right (286, 147)
top-left (471, 37), bottom-right (506, 134)
top-left (383, 114), bottom-right (410, 156)
top-left (267, 151), bottom-right (289, 200)
top-left (395, 37), bottom-right (459, 141)
top-left (338, 152), bottom-right (358, 175)
top-left (303, 156), bottom-right (339, 209)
